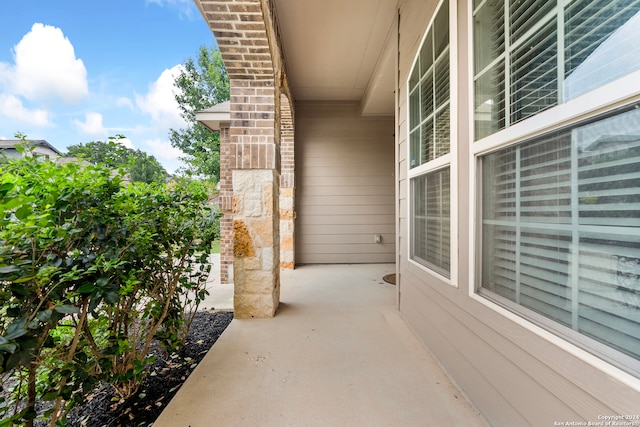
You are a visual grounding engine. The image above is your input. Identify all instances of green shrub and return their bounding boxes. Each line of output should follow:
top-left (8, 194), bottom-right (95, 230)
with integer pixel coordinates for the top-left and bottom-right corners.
top-left (0, 149), bottom-right (217, 426)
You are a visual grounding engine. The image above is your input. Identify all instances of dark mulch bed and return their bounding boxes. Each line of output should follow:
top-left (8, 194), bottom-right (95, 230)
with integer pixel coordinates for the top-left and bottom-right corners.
top-left (60, 311), bottom-right (233, 427)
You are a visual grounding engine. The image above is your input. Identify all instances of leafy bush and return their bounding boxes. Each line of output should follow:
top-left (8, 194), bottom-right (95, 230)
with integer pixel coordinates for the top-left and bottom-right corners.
top-left (0, 150), bottom-right (217, 426)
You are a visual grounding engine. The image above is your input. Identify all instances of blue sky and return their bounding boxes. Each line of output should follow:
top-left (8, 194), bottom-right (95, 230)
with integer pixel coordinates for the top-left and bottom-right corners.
top-left (0, 0), bottom-right (217, 173)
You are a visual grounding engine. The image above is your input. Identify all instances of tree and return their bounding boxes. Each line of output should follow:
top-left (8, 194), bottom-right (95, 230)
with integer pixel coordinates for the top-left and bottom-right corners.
top-left (171, 46), bottom-right (230, 182)
top-left (127, 150), bottom-right (167, 183)
top-left (66, 136), bottom-right (167, 184)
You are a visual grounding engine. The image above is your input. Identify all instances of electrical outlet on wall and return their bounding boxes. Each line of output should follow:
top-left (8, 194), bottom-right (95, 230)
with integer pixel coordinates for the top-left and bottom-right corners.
top-left (375, 234), bottom-right (382, 244)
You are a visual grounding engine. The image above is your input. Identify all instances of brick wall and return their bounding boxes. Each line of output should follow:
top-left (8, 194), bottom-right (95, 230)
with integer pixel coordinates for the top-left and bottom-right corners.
top-left (229, 79), bottom-right (280, 171)
top-left (198, 0), bottom-right (274, 80)
top-left (219, 127), bottom-right (233, 284)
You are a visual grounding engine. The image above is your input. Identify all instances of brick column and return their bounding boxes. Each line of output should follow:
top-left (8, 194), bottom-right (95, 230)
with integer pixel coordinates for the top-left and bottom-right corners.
top-left (230, 79), bottom-right (280, 318)
top-left (196, 0), bottom-right (292, 317)
top-left (219, 126), bottom-right (233, 284)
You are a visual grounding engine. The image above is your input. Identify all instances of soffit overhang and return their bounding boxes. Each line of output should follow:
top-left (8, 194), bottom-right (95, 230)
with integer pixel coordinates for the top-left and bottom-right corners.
top-left (195, 0), bottom-right (398, 116)
top-left (273, 0), bottom-right (397, 116)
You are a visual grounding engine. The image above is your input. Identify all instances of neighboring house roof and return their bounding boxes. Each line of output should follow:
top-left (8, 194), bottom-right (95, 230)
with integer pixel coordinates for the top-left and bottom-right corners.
top-left (0, 139), bottom-right (63, 156)
top-left (582, 134), bottom-right (640, 152)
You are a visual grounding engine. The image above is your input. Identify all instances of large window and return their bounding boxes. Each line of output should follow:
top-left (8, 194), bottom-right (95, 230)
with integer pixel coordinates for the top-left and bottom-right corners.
top-left (480, 105), bottom-right (640, 368)
top-left (475, 0), bottom-right (640, 372)
top-left (473, 0), bottom-right (640, 140)
top-left (409, 1), bottom-right (451, 278)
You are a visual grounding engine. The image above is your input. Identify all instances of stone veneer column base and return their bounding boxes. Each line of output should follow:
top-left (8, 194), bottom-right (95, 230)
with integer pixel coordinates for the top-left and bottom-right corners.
top-left (232, 169), bottom-right (280, 318)
top-left (279, 187), bottom-right (295, 269)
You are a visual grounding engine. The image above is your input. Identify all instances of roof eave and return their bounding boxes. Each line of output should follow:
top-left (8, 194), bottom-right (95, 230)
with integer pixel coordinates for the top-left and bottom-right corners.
top-left (196, 102), bottom-right (231, 132)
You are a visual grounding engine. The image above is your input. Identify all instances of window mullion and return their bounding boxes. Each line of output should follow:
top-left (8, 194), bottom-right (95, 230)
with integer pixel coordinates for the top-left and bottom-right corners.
top-left (570, 131), bottom-right (579, 330)
top-left (431, 33), bottom-right (437, 161)
top-left (515, 146), bottom-right (522, 304)
top-left (439, 171), bottom-right (444, 267)
top-left (504, 0), bottom-right (511, 128)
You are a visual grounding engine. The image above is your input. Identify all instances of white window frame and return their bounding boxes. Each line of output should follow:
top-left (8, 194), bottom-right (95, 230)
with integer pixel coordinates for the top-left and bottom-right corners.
top-left (407, 0), bottom-right (458, 286)
top-left (467, 0), bottom-right (640, 378)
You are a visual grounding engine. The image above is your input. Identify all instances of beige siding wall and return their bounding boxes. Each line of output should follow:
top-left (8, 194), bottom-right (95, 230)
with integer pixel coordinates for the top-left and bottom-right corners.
top-left (296, 101), bottom-right (395, 264)
top-left (397, 0), bottom-right (640, 425)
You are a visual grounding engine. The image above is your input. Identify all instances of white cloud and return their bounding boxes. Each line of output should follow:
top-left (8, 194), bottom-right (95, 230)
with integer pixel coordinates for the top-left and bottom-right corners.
top-left (142, 138), bottom-right (184, 162)
top-left (72, 112), bottom-right (107, 137)
top-left (0, 94), bottom-right (50, 126)
top-left (1, 23), bottom-right (88, 105)
top-left (0, 63), bottom-right (10, 88)
top-left (116, 137), bottom-right (135, 150)
top-left (135, 65), bottom-right (186, 131)
top-left (116, 97), bottom-right (134, 110)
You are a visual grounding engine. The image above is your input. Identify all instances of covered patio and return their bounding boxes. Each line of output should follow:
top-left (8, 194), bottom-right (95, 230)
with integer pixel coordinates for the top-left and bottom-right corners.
top-left (180, 0), bottom-right (640, 423)
top-left (155, 263), bottom-right (488, 426)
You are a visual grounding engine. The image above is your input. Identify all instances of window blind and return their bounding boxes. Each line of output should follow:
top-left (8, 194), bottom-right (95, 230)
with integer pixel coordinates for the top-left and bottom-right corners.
top-left (510, 20), bottom-right (557, 124)
top-left (509, 0), bottom-right (554, 44)
top-left (413, 168), bottom-right (451, 277)
top-left (410, 56), bottom-right (450, 166)
top-left (473, 0), bottom-right (640, 140)
top-left (481, 105), bottom-right (640, 363)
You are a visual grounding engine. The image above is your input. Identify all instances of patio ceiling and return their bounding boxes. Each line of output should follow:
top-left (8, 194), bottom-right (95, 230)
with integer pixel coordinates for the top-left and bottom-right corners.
top-left (273, 0), bottom-right (398, 116)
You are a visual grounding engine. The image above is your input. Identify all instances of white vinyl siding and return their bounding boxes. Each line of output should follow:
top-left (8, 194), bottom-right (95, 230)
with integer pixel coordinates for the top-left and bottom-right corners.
top-left (296, 102), bottom-right (395, 264)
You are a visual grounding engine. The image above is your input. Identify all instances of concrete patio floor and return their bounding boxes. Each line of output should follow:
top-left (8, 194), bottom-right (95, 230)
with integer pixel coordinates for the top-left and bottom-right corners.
top-left (155, 263), bottom-right (489, 427)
